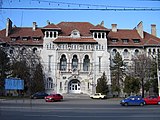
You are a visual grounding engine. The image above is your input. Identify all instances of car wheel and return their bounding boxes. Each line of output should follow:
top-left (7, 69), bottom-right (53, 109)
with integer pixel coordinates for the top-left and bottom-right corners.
top-left (140, 102), bottom-right (144, 106)
top-left (158, 102), bottom-right (160, 105)
top-left (124, 102), bottom-right (128, 106)
top-left (33, 97), bottom-right (37, 99)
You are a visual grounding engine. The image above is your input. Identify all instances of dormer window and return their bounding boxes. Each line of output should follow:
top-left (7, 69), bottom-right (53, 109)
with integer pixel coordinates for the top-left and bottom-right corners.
top-left (71, 29), bottom-right (80, 38)
top-left (22, 36), bottom-right (29, 41)
top-left (133, 39), bottom-right (140, 43)
top-left (111, 39), bottom-right (118, 43)
top-left (122, 39), bottom-right (129, 43)
top-left (10, 36), bottom-right (19, 41)
top-left (32, 37), bottom-right (41, 41)
top-left (11, 37), bottom-right (16, 41)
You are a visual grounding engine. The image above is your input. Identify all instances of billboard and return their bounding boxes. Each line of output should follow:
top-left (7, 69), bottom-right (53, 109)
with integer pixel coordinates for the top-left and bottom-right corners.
top-left (5, 78), bottom-right (24, 90)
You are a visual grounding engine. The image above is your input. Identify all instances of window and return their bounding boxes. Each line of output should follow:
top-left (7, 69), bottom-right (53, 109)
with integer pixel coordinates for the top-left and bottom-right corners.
top-left (54, 32), bottom-right (57, 38)
top-left (83, 55), bottom-right (90, 71)
top-left (133, 39), bottom-right (140, 43)
top-left (111, 39), bottom-right (118, 43)
top-left (123, 49), bottom-right (129, 58)
top-left (60, 82), bottom-right (62, 89)
top-left (33, 47), bottom-right (37, 53)
top-left (122, 39), bottom-right (129, 43)
top-left (94, 32), bottom-right (97, 38)
top-left (50, 32), bottom-right (53, 38)
top-left (134, 49), bottom-right (139, 56)
top-left (98, 33), bottom-right (101, 38)
top-left (22, 37), bottom-right (29, 41)
top-left (60, 54), bottom-right (67, 71)
top-left (112, 49), bottom-right (117, 56)
top-left (46, 31), bottom-right (49, 37)
top-left (99, 56), bottom-right (101, 73)
top-left (46, 77), bottom-right (53, 89)
top-left (102, 33), bottom-right (105, 38)
top-left (72, 55), bottom-right (78, 70)
top-left (71, 30), bottom-right (80, 38)
top-left (11, 37), bottom-right (17, 41)
top-left (48, 55), bottom-right (52, 71)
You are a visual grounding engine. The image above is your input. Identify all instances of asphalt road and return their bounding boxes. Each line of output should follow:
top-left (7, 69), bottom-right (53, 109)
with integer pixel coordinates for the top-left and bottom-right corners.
top-left (0, 98), bottom-right (160, 120)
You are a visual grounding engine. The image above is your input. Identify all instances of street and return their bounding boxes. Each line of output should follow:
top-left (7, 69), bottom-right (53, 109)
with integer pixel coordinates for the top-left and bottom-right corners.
top-left (0, 98), bottom-right (160, 120)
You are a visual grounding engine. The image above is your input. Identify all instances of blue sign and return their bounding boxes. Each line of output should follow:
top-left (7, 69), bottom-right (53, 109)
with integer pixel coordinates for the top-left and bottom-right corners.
top-left (5, 78), bottom-right (24, 90)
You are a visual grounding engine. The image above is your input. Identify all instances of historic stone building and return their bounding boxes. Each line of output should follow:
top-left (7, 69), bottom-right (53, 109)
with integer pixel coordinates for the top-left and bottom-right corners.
top-left (0, 18), bottom-right (160, 95)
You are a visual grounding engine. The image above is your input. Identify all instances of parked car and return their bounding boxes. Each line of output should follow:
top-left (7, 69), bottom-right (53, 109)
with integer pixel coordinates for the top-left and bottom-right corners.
top-left (45, 94), bottom-right (63, 102)
top-left (90, 93), bottom-right (107, 99)
top-left (120, 96), bottom-right (145, 106)
top-left (144, 96), bottom-right (160, 105)
top-left (30, 92), bottom-right (48, 99)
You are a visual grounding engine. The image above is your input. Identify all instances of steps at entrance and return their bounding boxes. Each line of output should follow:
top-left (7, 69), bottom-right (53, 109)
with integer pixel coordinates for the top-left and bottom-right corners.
top-left (63, 93), bottom-right (90, 99)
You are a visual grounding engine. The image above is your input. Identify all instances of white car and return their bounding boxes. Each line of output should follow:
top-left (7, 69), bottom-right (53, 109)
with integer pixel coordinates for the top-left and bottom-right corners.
top-left (90, 93), bottom-right (107, 99)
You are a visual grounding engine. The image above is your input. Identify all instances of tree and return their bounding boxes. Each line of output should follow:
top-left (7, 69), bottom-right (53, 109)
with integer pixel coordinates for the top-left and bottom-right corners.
top-left (123, 75), bottom-right (140, 95)
top-left (131, 54), bottom-right (154, 97)
top-left (96, 72), bottom-right (109, 95)
top-left (11, 60), bottom-right (30, 94)
top-left (31, 63), bottom-right (45, 94)
top-left (0, 48), bottom-right (10, 95)
top-left (111, 52), bottom-right (125, 96)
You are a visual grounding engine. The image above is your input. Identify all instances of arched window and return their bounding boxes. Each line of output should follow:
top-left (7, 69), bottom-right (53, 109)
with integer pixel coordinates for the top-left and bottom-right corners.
top-left (50, 32), bottom-right (52, 38)
top-left (112, 49), bottom-right (117, 56)
top-left (33, 47), bottom-right (37, 53)
top-left (60, 55), bottom-right (67, 71)
top-left (102, 33), bottom-right (105, 38)
top-left (46, 77), bottom-right (53, 89)
top-left (94, 32), bottom-right (97, 38)
top-left (148, 49), bottom-right (151, 55)
top-left (135, 49), bottom-right (139, 56)
top-left (21, 47), bottom-right (26, 55)
top-left (83, 55), bottom-right (90, 71)
top-left (72, 55), bottom-right (78, 70)
top-left (9, 47), bottom-right (14, 54)
top-left (54, 32), bottom-right (57, 38)
top-left (98, 33), bottom-right (101, 38)
top-left (46, 31), bottom-right (49, 37)
top-left (123, 49), bottom-right (129, 58)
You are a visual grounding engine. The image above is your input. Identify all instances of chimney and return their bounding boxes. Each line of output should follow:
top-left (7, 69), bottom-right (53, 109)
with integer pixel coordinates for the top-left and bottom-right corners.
top-left (151, 24), bottom-right (156, 36)
top-left (136, 21), bottom-right (144, 38)
top-left (6, 18), bottom-right (12, 37)
top-left (100, 21), bottom-right (104, 27)
top-left (47, 20), bottom-right (50, 25)
top-left (32, 22), bottom-right (37, 31)
top-left (111, 24), bottom-right (117, 32)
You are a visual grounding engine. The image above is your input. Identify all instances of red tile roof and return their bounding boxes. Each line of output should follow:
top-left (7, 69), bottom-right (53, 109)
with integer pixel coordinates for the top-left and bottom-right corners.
top-left (0, 27), bottom-right (43, 45)
top-left (57, 22), bottom-right (95, 36)
top-left (43, 24), bottom-right (61, 30)
top-left (90, 24), bottom-right (109, 31)
top-left (0, 21), bottom-right (160, 47)
top-left (143, 32), bottom-right (160, 46)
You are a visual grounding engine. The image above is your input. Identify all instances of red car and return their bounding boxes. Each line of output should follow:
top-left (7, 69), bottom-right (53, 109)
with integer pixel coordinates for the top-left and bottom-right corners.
top-left (144, 96), bottom-right (160, 105)
top-left (45, 94), bottom-right (63, 102)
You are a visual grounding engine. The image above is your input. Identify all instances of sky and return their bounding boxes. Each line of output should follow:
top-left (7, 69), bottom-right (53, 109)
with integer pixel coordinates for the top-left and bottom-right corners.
top-left (0, 0), bottom-right (160, 37)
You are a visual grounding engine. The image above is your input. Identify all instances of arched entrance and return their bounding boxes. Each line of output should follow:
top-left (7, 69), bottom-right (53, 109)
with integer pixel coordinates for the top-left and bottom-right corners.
top-left (68, 79), bottom-right (81, 93)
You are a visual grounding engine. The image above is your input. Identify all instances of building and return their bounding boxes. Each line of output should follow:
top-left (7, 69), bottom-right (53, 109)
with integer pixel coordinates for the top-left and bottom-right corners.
top-left (0, 18), bottom-right (160, 95)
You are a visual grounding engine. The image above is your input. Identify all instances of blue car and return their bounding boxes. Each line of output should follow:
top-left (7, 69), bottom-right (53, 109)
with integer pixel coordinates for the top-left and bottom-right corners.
top-left (120, 96), bottom-right (145, 106)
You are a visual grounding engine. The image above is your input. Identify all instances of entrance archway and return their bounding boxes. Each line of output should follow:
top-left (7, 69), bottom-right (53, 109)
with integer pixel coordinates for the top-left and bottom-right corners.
top-left (68, 79), bottom-right (81, 93)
